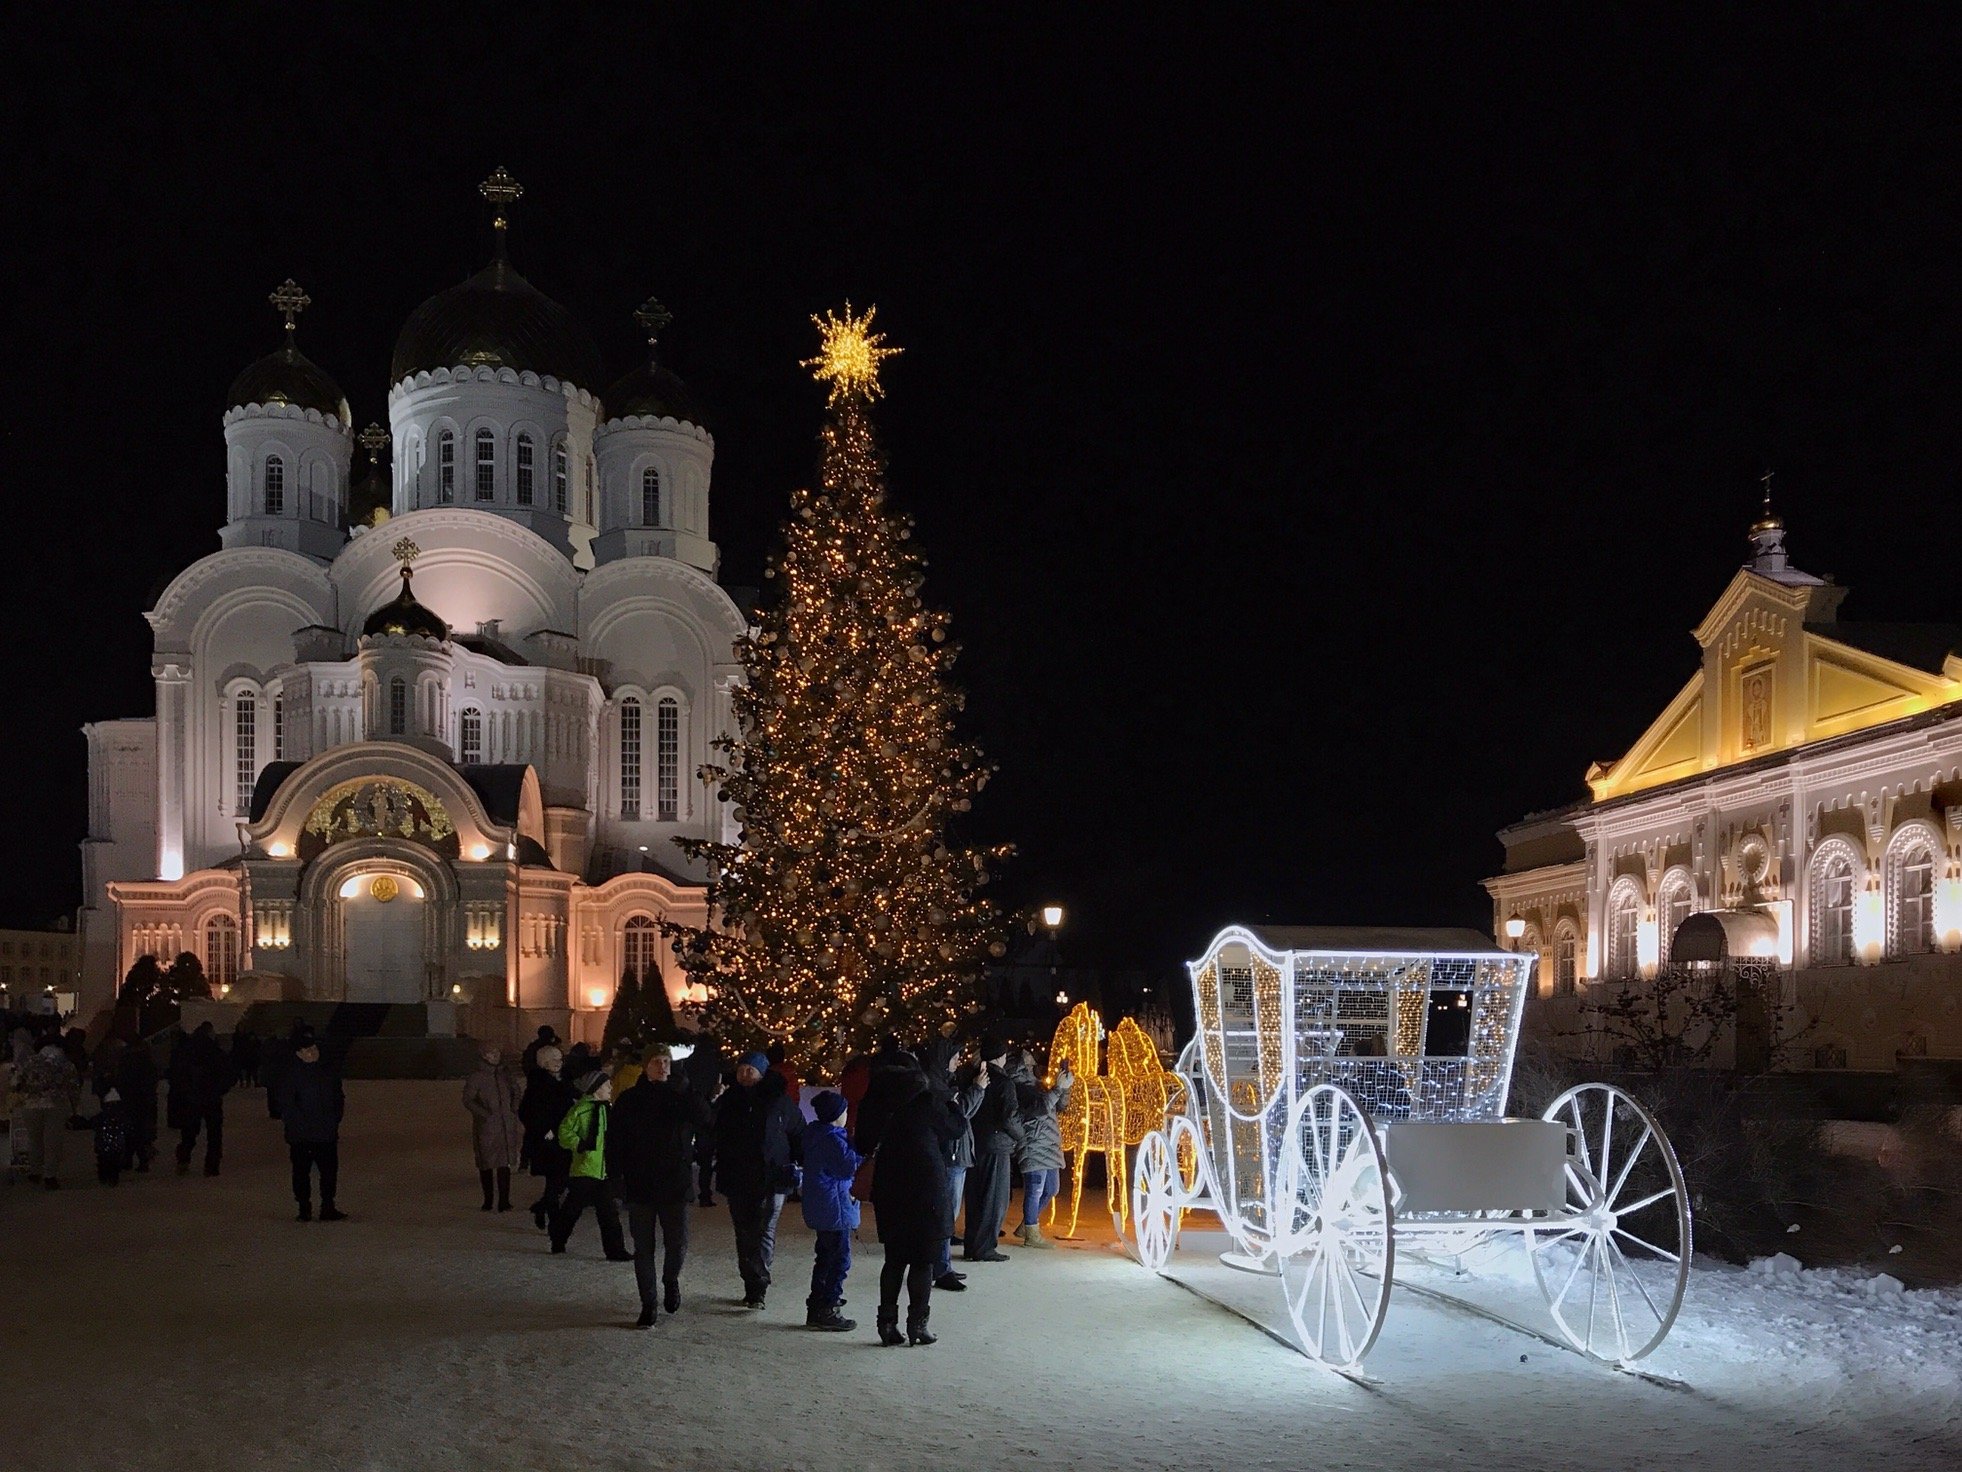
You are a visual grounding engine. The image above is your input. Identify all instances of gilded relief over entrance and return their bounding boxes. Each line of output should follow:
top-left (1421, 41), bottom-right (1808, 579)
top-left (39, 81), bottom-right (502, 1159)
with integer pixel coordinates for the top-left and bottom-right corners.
top-left (299, 779), bottom-right (459, 861)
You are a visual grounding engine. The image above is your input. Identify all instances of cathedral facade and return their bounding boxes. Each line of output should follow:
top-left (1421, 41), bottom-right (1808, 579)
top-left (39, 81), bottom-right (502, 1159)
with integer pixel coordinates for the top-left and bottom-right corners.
top-left (1485, 503), bottom-right (1962, 1070)
top-left (79, 172), bottom-right (742, 1044)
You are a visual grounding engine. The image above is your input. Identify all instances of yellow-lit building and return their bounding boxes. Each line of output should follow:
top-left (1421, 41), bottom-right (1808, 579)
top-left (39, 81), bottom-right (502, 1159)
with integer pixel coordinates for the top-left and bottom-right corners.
top-left (0, 922), bottom-right (81, 1015)
top-left (1486, 505), bottom-right (1962, 1070)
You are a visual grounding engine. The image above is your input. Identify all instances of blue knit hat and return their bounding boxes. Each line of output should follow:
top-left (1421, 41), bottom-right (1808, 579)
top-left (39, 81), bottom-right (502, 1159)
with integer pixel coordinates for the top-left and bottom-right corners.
top-left (810, 1090), bottom-right (847, 1124)
top-left (741, 1052), bottom-right (770, 1075)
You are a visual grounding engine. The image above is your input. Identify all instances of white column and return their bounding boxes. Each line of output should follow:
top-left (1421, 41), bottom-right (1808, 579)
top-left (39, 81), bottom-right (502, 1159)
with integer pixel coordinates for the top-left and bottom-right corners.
top-left (154, 661), bottom-right (191, 881)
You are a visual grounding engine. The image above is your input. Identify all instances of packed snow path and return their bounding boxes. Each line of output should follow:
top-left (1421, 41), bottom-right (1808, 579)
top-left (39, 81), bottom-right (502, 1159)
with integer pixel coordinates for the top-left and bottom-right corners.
top-left (2, 1081), bottom-right (1956, 1471)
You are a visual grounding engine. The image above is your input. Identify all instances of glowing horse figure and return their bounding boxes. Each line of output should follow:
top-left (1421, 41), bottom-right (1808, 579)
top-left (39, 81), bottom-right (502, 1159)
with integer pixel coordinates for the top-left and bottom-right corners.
top-left (1047, 1003), bottom-right (1120, 1236)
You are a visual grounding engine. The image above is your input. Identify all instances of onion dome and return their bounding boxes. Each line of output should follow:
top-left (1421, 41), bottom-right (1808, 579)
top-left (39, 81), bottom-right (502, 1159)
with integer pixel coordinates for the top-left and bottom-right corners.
top-left (348, 424), bottom-right (393, 528)
top-left (603, 297), bottom-right (705, 427)
top-left (228, 279), bottom-right (350, 422)
top-left (363, 539), bottom-right (447, 641)
top-left (390, 168), bottom-right (600, 388)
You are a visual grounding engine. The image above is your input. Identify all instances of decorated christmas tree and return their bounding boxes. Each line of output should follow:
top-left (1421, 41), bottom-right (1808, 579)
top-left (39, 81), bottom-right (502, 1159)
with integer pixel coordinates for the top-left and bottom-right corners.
top-left (601, 964), bottom-right (680, 1056)
top-left (665, 306), bottom-right (1009, 1069)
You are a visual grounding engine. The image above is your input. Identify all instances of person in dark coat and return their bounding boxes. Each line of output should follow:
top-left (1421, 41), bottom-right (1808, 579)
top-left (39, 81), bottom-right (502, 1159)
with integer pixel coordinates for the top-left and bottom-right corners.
top-left (961, 1035), bottom-right (1024, 1261)
top-left (677, 1032), bottom-right (726, 1205)
top-left (261, 1031), bottom-right (292, 1119)
top-left (520, 1024), bottom-right (560, 1079)
top-left (113, 1035), bottom-right (159, 1171)
top-left (231, 1027), bottom-right (262, 1088)
top-left (273, 1027), bottom-right (346, 1221)
top-left (609, 1044), bottom-right (715, 1327)
top-left (168, 1022), bottom-right (234, 1176)
top-left (923, 1036), bottom-right (985, 1289)
top-left (858, 1050), bottom-right (968, 1346)
top-left (711, 1051), bottom-right (805, 1309)
top-left (519, 1044), bottom-right (572, 1228)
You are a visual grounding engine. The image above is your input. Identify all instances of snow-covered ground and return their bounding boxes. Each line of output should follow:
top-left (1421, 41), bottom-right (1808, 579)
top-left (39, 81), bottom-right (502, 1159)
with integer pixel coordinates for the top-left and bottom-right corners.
top-left (1, 1081), bottom-right (1956, 1471)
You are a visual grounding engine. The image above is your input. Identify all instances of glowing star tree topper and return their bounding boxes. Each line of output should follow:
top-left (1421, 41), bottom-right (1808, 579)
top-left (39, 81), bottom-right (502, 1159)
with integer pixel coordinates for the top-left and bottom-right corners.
top-left (803, 302), bottom-right (902, 405)
top-left (662, 309), bottom-right (1007, 1070)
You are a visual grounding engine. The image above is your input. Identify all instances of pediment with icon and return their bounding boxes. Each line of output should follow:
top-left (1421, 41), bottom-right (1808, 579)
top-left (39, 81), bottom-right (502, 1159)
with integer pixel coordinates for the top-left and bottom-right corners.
top-left (299, 778), bottom-right (459, 861)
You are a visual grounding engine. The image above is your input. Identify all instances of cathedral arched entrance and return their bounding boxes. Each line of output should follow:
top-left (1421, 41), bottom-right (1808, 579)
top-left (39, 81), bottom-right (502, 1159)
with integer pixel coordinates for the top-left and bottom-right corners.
top-left (298, 840), bottom-right (456, 1003)
top-left (341, 873), bottom-right (428, 1002)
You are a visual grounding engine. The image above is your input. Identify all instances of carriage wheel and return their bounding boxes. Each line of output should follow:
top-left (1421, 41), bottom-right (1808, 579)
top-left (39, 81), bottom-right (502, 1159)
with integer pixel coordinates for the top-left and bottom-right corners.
top-left (1273, 1084), bottom-right (1394, 1369)
top-left (1529, 1083), bottom-right (1692, 1363)
top-left (1131, 1129), bottom-right (1181, 1271)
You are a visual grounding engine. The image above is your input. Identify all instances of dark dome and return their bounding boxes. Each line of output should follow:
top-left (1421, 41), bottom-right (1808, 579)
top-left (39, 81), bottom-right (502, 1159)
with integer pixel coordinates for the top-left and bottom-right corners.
top-left (362, 570), bottom-right (448, 642)
top-left (603, 361), bottom-right (705, 429)
top-left (348, 463), bottom-right (392, 529)
top-left (392, 258), bottom-right (601, 387)
top-left (227, 345), bottom-right (350, 422)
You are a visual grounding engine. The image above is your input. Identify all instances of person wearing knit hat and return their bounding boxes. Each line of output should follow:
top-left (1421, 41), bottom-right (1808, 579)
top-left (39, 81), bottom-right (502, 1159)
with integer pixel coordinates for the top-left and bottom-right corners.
top-left (712, 1045), bottom-right (806, 1309)
top-left (549, 1073), bottom-right (629, 1261)
top-left (799, 1090), bottom-right (862, 1331)
top-left (962, 1036), bottom-right (1024, 1262)
top-left (611, 1042), bottom-right (713, 1326)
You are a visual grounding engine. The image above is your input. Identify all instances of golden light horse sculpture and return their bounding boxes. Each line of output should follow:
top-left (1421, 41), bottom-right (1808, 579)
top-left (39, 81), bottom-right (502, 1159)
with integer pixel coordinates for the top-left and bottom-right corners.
top-left (1045, 1003), bottom-right (1188, 1236)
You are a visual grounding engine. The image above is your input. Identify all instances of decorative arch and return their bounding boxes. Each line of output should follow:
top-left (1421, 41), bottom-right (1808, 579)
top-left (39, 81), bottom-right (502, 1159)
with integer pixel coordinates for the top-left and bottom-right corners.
top-left (1884, 820), bottom-right (1943, 957)
top-left (1808, 835), bottom-right (1864, 967)
top-left (1604, 876), bottom-right (1644, 981)
top-left (1655, 866), bottom-right (1694, 965)
top-left (1552, 918), bottom-right (1579, 996)
top-left (296, 838), bottom-right (460, 1002)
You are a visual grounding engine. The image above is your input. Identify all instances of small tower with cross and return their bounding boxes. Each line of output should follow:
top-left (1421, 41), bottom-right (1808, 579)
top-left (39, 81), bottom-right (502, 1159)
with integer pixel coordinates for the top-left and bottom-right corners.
top-left (219, 278), bottom-right (354, 558)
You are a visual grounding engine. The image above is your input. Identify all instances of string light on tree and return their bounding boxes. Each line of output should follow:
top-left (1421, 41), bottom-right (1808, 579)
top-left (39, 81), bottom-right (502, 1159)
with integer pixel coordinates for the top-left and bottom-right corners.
top-left (663, 305), bottom-right (1008, 1069)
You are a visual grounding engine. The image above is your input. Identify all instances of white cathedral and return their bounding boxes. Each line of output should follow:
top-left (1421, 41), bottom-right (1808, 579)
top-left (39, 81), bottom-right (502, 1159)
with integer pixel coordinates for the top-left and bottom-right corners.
top-left (79, 171), bottom-right (742, 1045)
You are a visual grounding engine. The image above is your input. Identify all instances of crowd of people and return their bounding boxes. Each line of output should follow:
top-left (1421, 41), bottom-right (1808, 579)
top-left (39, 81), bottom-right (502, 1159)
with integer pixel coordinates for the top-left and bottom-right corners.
top-left (6, 1012), bottom-right (1078, 1347)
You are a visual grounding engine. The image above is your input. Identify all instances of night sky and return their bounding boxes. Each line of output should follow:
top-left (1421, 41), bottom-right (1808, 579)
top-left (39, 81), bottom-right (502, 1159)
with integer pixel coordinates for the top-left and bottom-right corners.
top-left (4, 8), bottom-right (1958, 974)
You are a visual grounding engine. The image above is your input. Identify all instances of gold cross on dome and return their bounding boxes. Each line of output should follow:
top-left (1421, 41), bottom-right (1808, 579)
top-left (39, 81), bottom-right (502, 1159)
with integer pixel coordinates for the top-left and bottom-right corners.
top-left (635, 296), bottom-right (673, 352)
top-left (269, 279), bottom-right (310, 335)
top-left (360, 423), bottom-right (390, 457)
top-left (391, 536), bottom-right (421, 569)
top-left (1759, 467), bottom-right (1775, 514)
top-left (480, 167), bottom-right (523, 230)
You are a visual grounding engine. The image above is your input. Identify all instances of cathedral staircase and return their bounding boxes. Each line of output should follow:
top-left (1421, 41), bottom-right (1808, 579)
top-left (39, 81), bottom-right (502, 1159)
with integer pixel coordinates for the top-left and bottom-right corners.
top-left (238, 1002), bottom-right (480, 1079)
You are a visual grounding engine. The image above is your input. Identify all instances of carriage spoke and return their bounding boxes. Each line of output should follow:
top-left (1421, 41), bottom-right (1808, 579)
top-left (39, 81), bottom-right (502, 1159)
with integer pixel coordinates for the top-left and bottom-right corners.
top-left (1600, 1232), bottom-right (1629, 1358)
top-left (1607, 1125), bottom-right (1652, 1206)
top-left (1611, 1225), bottom-right (1679, 1263)
top-left (1614, 1186), bottom-right (1676, 1218)
top-left (1550, 1237), bottom-right (1590, 1310)
top-left (1567, 1098), bottom-right (1596, 1183)
top-left (1610, 1235), bottom-right (1665, 1325)
top-left (1598, 1100), bottom-right (1615, 1207)
top-left (1564, 1162), bottom-right (1594, 1207)
top-left (1314, 1248), bottom-right (1331, 1354)
top-left (1583, 1237), bottom-right (1600, 1349)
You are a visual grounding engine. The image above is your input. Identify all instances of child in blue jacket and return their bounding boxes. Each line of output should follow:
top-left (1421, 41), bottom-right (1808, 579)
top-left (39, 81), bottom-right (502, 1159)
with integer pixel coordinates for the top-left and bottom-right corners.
top-left (801, 1090), bottom-right (863, 1331)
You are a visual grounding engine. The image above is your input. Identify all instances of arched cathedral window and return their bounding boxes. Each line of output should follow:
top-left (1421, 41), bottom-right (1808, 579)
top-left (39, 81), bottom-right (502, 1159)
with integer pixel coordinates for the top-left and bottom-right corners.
top-left (516, 435), bottom-right (535, 505)
top-left (553, 444), bottom-right (568, 513)
top-left (1888, 830), bottom-right (1937, 957)
top-left (623, 916), bottom-right (658, 987)
top-left (619, 698), bottom-right (642, 819)
top-left (642, 466), bottom-right (661, 526)
top-left (438, 431), bottom-right (456, 504)
top-left (1553, 924), bottom-right (1578, 996)
top-left (656, 697), bottom-right (679, 821)
top-left (234, 693), bottom-right (257, 817)
top-left (263, 456), bottom-right (284, 516)
top-left (474, 429), bottom-right (495, 501)
top-left (388, 677), bottom-right (408, 737)
top-left (205, 915), bottom-right (239, 990)
top-left (1811, 845), bottom-right (1858, 966)
top-left (1657, 875), bottom-right (1692, 965)
top-left (1606, 886), bottom-right (1640, 980)
top-left (458, 707), bottom-right (482, 765)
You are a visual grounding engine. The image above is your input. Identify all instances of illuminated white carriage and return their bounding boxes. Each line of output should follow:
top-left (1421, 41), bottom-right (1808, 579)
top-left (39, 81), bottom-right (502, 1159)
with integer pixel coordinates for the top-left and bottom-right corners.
top-left (1130, 926), bottom-right (1692, 1368)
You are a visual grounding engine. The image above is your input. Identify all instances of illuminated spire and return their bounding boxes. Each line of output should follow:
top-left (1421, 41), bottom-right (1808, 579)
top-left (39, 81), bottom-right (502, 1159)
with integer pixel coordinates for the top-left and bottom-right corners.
top-left (804, 302), bottom-right (900, 406)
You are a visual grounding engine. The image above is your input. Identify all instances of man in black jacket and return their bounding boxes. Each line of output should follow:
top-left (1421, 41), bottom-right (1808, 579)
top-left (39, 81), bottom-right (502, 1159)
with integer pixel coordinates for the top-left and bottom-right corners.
top-left (273, 1027), bottom-right (346, 1222)
top-left (711, 1051), bottom-right (804, 1309)
top-left (169, 1023), bottom-right (234, 1177)
top-left (609, 1044), bottom-right (715, 1328)
top-left (961, 1036), bottom-right (1024, 1262)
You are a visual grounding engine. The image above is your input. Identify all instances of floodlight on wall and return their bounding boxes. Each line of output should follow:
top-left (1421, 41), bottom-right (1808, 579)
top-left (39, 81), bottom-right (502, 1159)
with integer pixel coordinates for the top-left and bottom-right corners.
top-left (267, 842), bottom-right (291, 858)
top-left (469, 843), bottom-right (491, 861)
top-left (588, 987), bottom-right (608, 1008)
top-left (1504, 915), bottom-right (1526, 940)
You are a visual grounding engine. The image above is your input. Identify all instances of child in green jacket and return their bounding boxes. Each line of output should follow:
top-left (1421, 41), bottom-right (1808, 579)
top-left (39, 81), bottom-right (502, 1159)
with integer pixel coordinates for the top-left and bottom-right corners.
top-left (548, 1072), bottom-right (628, 1259)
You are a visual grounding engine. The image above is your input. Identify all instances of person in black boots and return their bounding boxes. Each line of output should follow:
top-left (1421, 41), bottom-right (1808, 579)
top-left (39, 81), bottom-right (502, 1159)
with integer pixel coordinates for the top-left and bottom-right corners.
top-left (462, 1043), bottom-right (522, 1212)
top-left (275, 1027), bottom-right (346, 1222)
top-left (677, 1032), bottom-right (725, 1206)
top-left (711, 1051), bottom-right (804, 1309)
top-left (113, 1033), bottom-right (159, 1173)
top-left (609, 1044), bottom-right (715, 1328)
top-left (169, 1022), bottom-right (234, 1177)
top-left (549, 1071), bottom-right (629, 1261)
top-left (519, 1044), bottom-right (572, 1228)
top-left (857, 1047), bottom-right (969, 1347)
top-left (961, 1036), bottom-right (1023, 1262)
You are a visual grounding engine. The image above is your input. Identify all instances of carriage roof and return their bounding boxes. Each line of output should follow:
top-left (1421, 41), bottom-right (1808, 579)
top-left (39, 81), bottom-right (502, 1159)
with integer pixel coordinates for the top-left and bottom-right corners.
top-left (1189, 924), bottom-right (1509, 971)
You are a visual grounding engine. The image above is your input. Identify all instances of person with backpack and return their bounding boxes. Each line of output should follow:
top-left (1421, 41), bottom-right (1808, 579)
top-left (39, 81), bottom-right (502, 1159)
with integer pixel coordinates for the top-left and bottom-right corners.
top-left (549, 1071), bottom-right (629, 1260)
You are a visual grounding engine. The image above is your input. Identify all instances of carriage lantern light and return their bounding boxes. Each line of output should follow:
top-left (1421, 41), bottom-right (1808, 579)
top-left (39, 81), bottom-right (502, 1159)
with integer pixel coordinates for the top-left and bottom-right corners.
top-left (1041, 904), bottom-right (1065, 930)
top-left (1504, 915), bottom-right (1526, 941)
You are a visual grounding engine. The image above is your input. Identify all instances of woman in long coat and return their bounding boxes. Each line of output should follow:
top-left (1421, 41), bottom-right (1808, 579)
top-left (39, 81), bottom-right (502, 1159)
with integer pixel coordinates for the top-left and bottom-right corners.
top-left (519, 1044), bottom-right (573, 1227)
top-left (857, 1051), bottom-right (968, 1347)
top-left (462, 1045), bottom-right (524, 1211)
